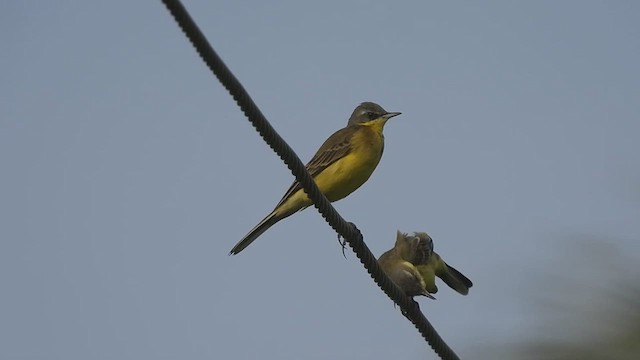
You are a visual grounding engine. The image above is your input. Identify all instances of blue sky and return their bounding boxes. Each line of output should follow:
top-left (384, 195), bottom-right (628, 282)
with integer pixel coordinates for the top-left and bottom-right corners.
top-left (2, 1), bottom-right (639, 359)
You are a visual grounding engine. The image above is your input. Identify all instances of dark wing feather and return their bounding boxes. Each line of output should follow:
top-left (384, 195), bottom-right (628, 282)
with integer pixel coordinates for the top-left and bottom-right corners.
top-left (438, 262), bottom-right (473, 295)
top-left (444, 263), bottom-right (473, 288)
top-left (275, 126), bottom-right (355, 208)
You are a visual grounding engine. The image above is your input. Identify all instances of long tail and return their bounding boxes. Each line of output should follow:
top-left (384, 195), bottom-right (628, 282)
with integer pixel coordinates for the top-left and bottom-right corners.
top-left (229, 211), bottom-right (281, 255)
top-left (438, 263), bottom-right (473, 295)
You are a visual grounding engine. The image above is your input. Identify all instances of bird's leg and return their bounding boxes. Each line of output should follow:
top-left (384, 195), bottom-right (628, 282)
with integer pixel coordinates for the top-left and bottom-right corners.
top-left (337, 233), bottom-right (348, 259)
top-left (336, 222), bottom-right (359, 259)
top-left (401, 299), bottom-right (422, 317)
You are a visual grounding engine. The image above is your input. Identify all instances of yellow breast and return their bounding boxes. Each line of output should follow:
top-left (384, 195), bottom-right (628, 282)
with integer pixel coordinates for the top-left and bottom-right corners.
top-left (273, 120), bottom-right (387, 216)
top-left (313, 124), bottom-right (385, 201)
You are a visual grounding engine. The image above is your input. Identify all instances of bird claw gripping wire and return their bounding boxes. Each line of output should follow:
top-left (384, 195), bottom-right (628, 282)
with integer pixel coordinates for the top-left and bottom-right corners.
top-left (337, 233), bottom-right (348, 259)
top-left (400, 299), bottom-right (422, 317)
top-left (337, 222), bottom-right (359, 259)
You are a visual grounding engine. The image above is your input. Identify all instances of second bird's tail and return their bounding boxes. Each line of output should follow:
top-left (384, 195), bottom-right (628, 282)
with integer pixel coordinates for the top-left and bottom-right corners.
top-left (439, 263), bottom-right (474, 295)
top-left (229, 211), bottom-right (280, 255)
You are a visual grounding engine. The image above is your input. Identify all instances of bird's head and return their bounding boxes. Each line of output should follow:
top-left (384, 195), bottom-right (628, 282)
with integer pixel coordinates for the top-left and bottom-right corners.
top-left (348, 102), bottom-right (401, 127)
top-left (413, 232), bottom-right (434, 263)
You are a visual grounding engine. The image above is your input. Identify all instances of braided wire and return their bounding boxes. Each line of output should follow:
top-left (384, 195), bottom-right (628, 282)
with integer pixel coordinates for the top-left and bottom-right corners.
top-left (161, 1), bottom-right (460, 359)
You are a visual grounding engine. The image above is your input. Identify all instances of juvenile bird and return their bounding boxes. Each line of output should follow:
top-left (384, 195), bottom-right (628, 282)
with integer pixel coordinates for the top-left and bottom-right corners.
top-left (378, 231), bottom-right (436, 300)
top-left (230, 102), bottom-right (401, 255)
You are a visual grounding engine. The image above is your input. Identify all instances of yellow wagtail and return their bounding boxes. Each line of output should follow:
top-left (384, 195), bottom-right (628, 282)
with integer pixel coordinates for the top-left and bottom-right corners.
top-left (411, 232), bottom-right (473, 296)
top-left (229, 102), bottom-right (401, 255)
top-left (378, 231), bottom-right (436, 300)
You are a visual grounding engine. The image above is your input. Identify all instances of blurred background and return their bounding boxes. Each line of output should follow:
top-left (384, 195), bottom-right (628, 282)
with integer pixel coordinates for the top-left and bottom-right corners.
top-left (1, 1), bottom-right (639, 359)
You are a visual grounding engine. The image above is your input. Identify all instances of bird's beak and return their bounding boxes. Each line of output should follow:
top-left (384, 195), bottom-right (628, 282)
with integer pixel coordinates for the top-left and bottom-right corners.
top-left (384, 112), bottom-right (402, 119)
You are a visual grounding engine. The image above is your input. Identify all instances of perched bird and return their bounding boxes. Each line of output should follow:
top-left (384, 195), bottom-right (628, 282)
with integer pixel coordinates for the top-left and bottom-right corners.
top-left (229, 102), bottom-right (401, 255)
top-left (412, 232), bottom-right (473, 296)
top-left (378, 231), bottom-right (436, 300)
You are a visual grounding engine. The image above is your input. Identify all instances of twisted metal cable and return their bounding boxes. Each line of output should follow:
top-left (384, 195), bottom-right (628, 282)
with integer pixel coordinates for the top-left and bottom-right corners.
top-left (161, 1), bottom-right (460, 359)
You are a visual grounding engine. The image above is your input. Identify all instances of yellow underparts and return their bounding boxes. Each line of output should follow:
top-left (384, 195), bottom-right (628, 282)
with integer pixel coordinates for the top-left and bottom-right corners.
top-left (275, 118), bottom-right (388, 216)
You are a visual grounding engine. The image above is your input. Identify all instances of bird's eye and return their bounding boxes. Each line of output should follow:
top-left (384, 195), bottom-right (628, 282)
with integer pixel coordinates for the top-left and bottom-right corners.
top-left (366, 112), bottom-right (378, 120)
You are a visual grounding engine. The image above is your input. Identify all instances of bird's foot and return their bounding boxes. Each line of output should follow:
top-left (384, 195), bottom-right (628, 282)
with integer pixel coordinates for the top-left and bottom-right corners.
top-left (337, 222), bottom-right (359, 259)
top-left (337, 234), bottom-right (348, 259)
top-left (401, 299), bottom-right (422, 317)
